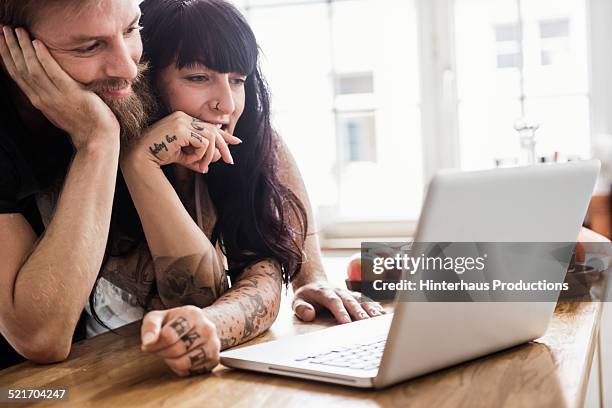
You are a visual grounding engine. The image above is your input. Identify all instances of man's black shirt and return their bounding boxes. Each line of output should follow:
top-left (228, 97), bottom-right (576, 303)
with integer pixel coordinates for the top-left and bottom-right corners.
top-left (0, 72), bottom-right (86, 369)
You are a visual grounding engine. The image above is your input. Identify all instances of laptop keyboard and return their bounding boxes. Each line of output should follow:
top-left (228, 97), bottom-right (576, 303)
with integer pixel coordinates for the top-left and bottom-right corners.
top-left (294, 339), bottom-right (386, 371)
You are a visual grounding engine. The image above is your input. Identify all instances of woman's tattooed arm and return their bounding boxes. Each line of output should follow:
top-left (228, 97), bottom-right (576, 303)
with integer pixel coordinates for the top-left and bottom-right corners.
top-left (201, 259), bottom-right (282, 350)
top-left (100, 243), bottom-right (229, 311)
top-left (153, 248), bottom-right (229, 309)
top-left (100, 244), bottom-right (157, 308)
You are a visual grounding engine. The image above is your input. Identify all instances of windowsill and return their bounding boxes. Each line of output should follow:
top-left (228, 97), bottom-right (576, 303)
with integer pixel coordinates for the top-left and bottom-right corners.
top-left (319, 219), bottom-right (417, 250)
top-left (320, 236), bottom-right (413, 250)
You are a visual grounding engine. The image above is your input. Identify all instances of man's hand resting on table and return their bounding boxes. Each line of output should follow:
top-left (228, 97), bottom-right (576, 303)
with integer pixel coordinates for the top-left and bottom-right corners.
top-left (140, 306), bottom-right (221, 377)
top-left (292, 281), bottom-right (387, 324)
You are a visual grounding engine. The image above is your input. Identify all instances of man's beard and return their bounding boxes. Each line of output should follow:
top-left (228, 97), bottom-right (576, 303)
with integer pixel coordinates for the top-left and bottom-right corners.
top-left (84, 62), bottom-right (158, 146)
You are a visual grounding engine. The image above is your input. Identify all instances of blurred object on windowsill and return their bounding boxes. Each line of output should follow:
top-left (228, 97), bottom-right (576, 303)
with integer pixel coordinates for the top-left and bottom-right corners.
top-left (561, 263), bottom-right (606, 299)
top-left (514, 118), bottom-right (540, 166)
top-left (494, 157), bottom-right (519, 168)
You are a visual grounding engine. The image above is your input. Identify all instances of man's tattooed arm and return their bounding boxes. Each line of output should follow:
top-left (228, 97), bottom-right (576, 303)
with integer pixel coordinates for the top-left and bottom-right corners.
top-left (201, 259), bottom-right (283, 350)
top-left (153, 250), bottom-right (229, 309)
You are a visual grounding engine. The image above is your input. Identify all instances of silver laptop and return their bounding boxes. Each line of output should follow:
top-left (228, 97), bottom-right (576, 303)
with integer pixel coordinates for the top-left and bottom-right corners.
top-left (220, 161), bottom-right (600, 388)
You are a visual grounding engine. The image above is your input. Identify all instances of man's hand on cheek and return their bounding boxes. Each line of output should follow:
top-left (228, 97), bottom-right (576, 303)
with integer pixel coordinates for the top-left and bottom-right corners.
top-left (292, 281), bottom-right (386, 324)
top-left (0, 27), bottom-right (120, 149)
top-left (140, 306), bottom-right (221, 377)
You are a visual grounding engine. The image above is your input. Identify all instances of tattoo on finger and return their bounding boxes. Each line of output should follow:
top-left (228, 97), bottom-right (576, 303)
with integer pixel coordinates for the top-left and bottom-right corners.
top-left (192, 118), bottom-right (205, 131)
top-left (190, 132), bottom-right (203, 143)
top-left (166, 134), bottom-right (177, 143)
top-left (189, 347), bottom-right (207, 367)
top-left (170, 316), bottom-right (190, 337)
top-left (181, 332), bottom-right (201, 349)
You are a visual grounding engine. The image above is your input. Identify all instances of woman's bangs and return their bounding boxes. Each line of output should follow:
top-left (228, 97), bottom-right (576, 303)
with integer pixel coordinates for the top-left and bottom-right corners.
top-left (174, 5), bottom-right (258, 76)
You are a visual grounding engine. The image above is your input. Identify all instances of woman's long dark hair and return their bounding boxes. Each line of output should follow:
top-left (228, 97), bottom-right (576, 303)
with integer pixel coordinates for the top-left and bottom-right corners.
top-left (92, 0), bottom-right (308, 323)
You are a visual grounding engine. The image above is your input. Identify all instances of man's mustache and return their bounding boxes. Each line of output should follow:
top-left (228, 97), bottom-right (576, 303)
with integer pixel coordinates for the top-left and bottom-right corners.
top-left (79, 61), bottom-right (158, 146)
top-left (83, 62), bottom-right (149, 94)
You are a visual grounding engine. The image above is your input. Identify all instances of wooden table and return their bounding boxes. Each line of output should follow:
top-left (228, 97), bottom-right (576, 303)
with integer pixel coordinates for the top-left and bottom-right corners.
top-left (0, 298), bottom-right (602, 408)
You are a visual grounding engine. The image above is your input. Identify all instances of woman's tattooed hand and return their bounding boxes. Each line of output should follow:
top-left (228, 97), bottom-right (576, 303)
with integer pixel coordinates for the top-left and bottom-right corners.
top-left (121, 111), bottom-right (241, 174)
top-left (140, 306), bottom-right (221, 377)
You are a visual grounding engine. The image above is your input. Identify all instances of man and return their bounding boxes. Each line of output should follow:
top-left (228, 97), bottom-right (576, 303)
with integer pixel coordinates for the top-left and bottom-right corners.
top-left (0, 0), bottom-right (381, 369)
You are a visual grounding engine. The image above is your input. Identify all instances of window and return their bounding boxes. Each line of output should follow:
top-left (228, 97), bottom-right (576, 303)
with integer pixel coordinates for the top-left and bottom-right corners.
top-left (539, 19), bottom-right (570, 66)
top-left (494, 23), bottom-right (522, 69)
top-left (230, 0), bottom-right (607, 241)
top-left (336, 72), bottom-right (374, 95)
top-left (239, 0), bottom-right (423, 224)
top-left (454, 0), bottom-right (590, 170)
top-left (338, 112), bottom-right (377, 163)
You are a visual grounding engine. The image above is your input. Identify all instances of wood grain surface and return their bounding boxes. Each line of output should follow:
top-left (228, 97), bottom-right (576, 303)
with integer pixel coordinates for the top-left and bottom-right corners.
top-left (0, 299), bottom-right (602, 408)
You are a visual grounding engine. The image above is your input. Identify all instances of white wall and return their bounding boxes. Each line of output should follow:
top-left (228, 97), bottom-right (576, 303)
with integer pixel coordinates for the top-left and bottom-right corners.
top-left (589, 0), bottom-right (612, 139)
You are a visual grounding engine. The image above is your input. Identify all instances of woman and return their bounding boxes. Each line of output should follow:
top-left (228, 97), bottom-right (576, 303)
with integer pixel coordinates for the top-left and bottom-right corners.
top-left (103, 0), bottom-right (386, 376)
top-left (92, 0), bottom-right (308, 376)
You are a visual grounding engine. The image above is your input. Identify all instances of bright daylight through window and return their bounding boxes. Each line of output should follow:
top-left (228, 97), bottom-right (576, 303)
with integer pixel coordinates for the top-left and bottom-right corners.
top-left (233, 0), bottom-right (592, 234)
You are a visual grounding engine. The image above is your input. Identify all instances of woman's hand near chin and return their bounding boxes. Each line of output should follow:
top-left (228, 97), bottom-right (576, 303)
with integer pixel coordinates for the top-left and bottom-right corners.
top-left (122, 111), bottom-right (241, 173)
top-left (118, 112), bottom-right (233, 310)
